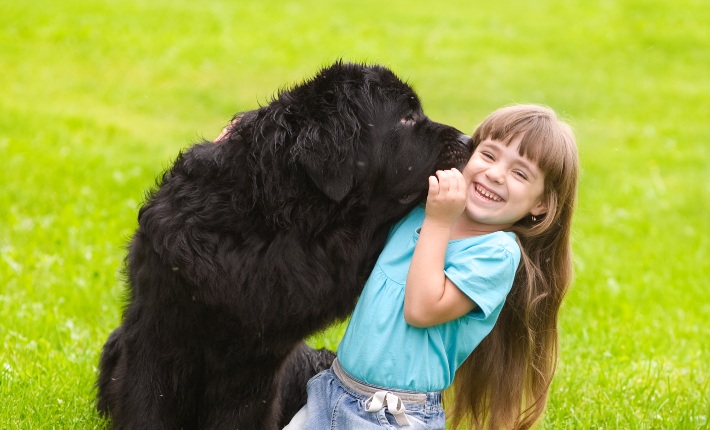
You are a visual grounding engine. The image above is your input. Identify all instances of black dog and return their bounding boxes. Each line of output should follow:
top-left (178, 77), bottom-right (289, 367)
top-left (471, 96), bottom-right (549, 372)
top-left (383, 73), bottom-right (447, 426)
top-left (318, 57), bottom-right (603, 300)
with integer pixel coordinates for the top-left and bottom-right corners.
top-left (97, 61), bottom-right (471, 429)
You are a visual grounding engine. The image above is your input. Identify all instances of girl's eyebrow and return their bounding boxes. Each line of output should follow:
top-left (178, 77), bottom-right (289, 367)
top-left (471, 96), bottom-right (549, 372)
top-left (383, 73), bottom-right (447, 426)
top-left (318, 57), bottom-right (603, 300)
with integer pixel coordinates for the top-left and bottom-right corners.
top-left (478, 141), bottom-right (499, 151)
top-left (515, 157), bottom-right (540, 178)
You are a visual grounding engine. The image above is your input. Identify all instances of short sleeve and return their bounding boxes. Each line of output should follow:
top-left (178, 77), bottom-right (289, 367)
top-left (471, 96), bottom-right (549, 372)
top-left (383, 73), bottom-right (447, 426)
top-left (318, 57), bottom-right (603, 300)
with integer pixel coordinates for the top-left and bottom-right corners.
top-left (444, 233), bottom-right (520, 319)
top-left (386, 204), bottom-right (426, 242)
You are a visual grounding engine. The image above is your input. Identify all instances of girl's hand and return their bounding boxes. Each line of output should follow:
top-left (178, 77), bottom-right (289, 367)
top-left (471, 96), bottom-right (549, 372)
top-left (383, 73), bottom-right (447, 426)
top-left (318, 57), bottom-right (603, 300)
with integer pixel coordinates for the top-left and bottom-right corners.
top-left (406, 168), bottom-right (476, 328)
top-left (214, 124), bottom-right (232, 142)
top-left (425, 168), bottom-right (467, 226)
top-left (214, 116), bottom-right (242, 143)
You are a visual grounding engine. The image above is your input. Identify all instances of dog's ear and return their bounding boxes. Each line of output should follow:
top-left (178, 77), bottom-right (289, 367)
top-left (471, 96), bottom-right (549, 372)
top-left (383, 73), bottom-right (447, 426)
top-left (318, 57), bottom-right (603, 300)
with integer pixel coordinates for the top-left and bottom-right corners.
top-left (296, 121), bottom-right (357, 202)
top-left (285, 61), bottom-right (366, 202)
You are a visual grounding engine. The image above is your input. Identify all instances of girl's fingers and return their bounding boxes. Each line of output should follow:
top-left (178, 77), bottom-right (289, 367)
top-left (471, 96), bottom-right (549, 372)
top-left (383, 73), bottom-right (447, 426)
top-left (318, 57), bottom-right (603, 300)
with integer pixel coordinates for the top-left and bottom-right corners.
top-left (215, 125), bottom-right (230, 142)
top-left (428, 175), bottom-right (439, 197)
top-left (436, 169), bottom-right (465, 195)
top-left (449, 170), bottom-right (460, 192)
top-left (430, 169), bottom-right (467, 204)
top-left (452, 169), bottom-right (465, 192)
top-left (436, 170), bottom-right (450, 191)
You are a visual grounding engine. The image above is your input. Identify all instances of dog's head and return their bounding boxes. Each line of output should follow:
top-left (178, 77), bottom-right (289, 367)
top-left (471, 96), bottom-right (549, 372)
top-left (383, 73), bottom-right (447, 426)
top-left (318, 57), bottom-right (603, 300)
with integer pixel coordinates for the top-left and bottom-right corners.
top-left (240, 61), bottom-right (471, 225)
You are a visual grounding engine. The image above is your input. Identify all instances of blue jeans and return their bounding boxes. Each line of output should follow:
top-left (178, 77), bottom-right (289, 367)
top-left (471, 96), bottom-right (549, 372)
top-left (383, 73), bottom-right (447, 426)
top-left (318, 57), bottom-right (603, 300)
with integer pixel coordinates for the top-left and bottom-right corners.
top-left (284, 359), bottom-right (445, 429)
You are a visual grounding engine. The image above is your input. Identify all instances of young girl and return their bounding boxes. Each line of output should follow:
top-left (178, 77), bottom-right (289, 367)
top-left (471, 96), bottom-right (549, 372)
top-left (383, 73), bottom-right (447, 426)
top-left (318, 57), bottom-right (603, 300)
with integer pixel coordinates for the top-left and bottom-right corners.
top-left (285, 104), bottom-right (579, 430)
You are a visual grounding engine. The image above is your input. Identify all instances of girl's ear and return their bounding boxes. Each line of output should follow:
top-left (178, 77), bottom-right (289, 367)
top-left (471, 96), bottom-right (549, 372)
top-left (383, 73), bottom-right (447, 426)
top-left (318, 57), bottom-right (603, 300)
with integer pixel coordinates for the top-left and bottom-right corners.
top-left (530, 200), bottom-right (548, 217)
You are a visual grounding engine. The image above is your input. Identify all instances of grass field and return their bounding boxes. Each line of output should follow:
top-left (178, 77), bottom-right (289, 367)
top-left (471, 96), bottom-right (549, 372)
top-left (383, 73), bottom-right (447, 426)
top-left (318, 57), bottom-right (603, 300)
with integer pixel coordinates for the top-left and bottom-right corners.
top-left (1, 0), bottom-right (708, 428)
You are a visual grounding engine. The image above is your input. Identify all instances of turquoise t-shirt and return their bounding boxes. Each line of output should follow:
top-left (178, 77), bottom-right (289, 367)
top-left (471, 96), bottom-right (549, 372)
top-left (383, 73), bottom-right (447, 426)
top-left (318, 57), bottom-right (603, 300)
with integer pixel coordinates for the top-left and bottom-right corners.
top-left (337, 206), bottom-right (521, 392)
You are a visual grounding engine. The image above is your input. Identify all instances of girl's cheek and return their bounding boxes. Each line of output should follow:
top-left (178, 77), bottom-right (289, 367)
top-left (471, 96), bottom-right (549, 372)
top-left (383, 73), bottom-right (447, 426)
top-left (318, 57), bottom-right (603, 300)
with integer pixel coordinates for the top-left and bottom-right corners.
top-left (463, 164), bottom-right (476, 180)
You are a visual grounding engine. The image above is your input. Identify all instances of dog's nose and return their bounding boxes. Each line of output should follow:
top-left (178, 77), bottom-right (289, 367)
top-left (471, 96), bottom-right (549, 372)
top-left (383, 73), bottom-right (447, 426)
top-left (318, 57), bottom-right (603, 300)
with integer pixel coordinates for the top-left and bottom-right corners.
top-left (458, 134), bottom-right (472, 150)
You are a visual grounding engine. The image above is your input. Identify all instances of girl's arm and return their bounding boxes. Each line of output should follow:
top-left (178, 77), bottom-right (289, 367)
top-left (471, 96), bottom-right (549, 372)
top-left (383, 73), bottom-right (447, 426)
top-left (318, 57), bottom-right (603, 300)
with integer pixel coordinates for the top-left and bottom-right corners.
top-left (404, 169), bottom-right (477, 328)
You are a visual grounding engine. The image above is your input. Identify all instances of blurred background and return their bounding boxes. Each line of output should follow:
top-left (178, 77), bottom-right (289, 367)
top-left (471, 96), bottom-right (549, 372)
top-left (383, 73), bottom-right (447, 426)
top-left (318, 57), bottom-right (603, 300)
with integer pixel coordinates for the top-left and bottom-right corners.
top-left (1, 0), bottom-right (707, 428)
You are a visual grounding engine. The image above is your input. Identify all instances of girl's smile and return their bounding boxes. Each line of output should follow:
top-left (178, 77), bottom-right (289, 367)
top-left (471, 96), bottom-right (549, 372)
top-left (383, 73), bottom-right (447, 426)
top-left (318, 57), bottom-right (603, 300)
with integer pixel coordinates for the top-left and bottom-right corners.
top-left (472, 182), bottom-right (504, 203)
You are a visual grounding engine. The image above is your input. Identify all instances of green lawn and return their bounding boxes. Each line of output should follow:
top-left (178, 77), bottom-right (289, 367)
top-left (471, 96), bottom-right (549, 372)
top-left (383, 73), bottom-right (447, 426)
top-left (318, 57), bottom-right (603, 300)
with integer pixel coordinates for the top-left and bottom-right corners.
top-left (1, 0), bottom-right (708, 428)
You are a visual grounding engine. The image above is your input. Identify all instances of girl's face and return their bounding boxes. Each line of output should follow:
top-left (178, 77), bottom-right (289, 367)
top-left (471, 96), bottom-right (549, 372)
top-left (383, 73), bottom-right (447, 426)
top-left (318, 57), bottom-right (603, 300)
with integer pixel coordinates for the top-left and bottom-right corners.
top-left (460, 135), bottom-right (547, 232)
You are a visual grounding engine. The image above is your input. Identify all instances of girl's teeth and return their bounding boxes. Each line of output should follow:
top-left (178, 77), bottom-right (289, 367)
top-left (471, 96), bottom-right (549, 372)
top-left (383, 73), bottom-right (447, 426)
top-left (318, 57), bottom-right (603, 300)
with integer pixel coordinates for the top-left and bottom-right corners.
top-left (476, 185), bottom-right (502, 202)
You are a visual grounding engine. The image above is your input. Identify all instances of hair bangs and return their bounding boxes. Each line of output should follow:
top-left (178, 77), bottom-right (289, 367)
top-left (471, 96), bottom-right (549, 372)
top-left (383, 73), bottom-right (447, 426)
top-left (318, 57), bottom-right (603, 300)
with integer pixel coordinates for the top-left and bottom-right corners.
top-left (473, 105), bottom-right (576, 191)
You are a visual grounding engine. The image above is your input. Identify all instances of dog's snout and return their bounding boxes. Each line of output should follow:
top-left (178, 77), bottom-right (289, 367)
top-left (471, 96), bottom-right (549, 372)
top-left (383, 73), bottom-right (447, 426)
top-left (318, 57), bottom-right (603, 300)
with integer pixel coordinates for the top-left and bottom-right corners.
top-left (458, 134), bottom-right (472, 150)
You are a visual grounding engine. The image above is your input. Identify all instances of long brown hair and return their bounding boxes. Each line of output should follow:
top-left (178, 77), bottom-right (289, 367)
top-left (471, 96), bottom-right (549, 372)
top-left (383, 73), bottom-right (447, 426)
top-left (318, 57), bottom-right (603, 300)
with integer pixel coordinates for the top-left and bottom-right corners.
top-left (447, 105), bottom-right (579, 429)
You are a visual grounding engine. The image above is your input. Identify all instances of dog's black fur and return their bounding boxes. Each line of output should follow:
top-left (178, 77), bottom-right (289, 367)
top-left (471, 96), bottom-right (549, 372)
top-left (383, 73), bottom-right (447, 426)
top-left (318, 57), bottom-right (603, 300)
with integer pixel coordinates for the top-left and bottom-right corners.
top-left (97, 61), bottom-right (471, 429)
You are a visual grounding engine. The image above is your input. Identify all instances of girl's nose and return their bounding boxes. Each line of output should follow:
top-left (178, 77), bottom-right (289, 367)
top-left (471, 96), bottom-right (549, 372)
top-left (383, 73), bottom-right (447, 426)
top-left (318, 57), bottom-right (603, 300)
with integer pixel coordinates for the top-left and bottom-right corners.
top-left (485, 164), bottom-right (505, 184)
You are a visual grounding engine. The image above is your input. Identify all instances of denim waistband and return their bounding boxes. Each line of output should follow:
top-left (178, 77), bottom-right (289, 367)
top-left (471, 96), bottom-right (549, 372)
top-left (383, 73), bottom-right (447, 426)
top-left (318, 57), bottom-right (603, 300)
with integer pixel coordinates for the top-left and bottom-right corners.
top-left (331, 358), bottom-right (441, 406)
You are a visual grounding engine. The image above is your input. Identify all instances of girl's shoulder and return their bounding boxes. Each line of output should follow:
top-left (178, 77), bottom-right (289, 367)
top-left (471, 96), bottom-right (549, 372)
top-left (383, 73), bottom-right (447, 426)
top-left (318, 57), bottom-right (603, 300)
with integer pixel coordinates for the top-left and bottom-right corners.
top-left (483, 230), bottom-right (519, 251)
top-left (386, 205), bottom-right (426, 240)
top-left (454, 229), bottom-right (518, 249)
top-left (451, 230), bottom-right (520, 263)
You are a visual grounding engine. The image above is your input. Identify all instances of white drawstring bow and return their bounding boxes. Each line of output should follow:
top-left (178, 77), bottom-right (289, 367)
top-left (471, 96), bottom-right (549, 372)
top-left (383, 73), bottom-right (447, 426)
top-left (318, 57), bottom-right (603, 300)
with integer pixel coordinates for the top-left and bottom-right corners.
top-left (364, 390), bottom-right (412, 426)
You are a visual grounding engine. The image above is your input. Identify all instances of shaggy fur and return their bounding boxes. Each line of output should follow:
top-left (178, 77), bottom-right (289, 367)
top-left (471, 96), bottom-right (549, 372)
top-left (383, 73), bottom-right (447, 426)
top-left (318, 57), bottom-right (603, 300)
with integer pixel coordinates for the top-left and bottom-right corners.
top-left (97, 61), bottom-right (471, 430)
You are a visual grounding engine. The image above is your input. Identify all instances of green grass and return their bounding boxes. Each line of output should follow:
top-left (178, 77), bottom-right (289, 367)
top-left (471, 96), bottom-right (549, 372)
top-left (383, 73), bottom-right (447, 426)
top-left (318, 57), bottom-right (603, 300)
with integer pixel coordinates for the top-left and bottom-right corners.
top-left (1, 0), bottom-right (708, 428)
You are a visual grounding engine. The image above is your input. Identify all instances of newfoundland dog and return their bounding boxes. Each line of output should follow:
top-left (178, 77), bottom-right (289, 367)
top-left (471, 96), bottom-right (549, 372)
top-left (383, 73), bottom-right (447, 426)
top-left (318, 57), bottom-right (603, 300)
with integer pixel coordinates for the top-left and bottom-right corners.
top-left (97, 61), bottom-right (471, 429)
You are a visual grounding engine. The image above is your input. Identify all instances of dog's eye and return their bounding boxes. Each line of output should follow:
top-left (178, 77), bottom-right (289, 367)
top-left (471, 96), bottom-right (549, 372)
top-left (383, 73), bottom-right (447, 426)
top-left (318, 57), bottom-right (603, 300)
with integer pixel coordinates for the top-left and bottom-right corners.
top-left (400, 115), bottom-right (417, 126)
